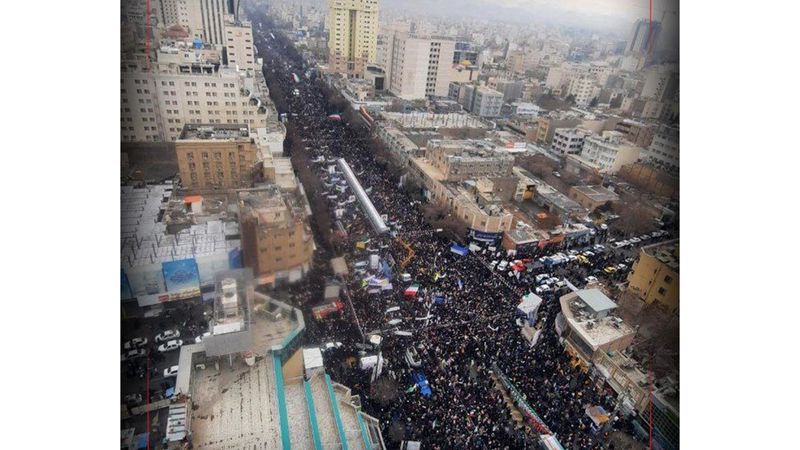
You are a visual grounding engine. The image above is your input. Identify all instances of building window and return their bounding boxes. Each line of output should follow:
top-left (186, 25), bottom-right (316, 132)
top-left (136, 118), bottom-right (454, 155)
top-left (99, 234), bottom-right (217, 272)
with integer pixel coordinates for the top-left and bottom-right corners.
top-left (658, 287), bottom-right (666, 296)
top-left (664, 275), bottom-right (672, 283)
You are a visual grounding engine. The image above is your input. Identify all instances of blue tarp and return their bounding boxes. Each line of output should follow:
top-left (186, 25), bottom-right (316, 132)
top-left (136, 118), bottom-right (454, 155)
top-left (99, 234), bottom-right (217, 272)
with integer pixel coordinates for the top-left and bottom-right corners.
top-left (432, 295), bottom-right (445, 305)
top-left (135, 433), bottom-right (149, 449)
top-left (450, 244), bottom-right (469, 256)
top-left (166, 387), bottom-right (175, 398)
top-left (413, 371), bottom-right (432, 397)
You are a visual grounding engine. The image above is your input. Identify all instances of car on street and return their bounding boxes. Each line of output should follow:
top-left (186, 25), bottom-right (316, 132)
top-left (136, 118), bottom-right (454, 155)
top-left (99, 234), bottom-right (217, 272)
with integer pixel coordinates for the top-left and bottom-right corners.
top-left (157, 339), bottom-right (183, 353)
top-left (617, 264), bottom-right (628, 271)
top-left (613, 241), bottom-right (625, 249)
top-left (121, 349), bottom-right (147, 361)
top-left (155, 330), bottom-right (180, 343)
top-left (603, 266), bottom-right (618, 274)
top-left (163, 365), bottom-right (179, 378)
top-left (123, 337), bottom-right (148, 350)
top-left (535, 273), bottom-right (550, 284)
top-left (585, 276), bottom-right (598, 283)
top-left (405, 347), bottom-right (422, 368)
top-left (594, 244), bottom-right (606, 251)
top-left (575, 255), bottom-right (590, 265)
top-left (600, 224), bottom-right (608, 230)
top-left (629, 237), bottom-right (641, 244)
top-left (497, 260), bottom-right (509, 271)
top-left (535, 284), bottom-right (551, 294)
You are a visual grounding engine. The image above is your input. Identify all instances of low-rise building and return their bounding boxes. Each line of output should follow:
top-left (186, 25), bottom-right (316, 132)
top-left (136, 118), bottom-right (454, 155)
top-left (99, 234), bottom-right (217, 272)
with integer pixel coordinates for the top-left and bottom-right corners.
top-left (238, 185), bottom-right (315, 285)
top-left (176, 124), bottom-right (258, 191)
top-left (558, 289), bottom-right (636, 364)
top-left (641, 125), bottom-right (679, 173)
top-left (579, 131), bottom-right (642, 174)
top-left (457, 85), bottom-right (504, 117)
top-left (569, 185), bottom-right (620, 212)
top-left (426, 139), bottom-right (514, 181)
top-left (551, 127), bottom-right (589, 155)
top-left (627, 239), bottom-right (679, 313)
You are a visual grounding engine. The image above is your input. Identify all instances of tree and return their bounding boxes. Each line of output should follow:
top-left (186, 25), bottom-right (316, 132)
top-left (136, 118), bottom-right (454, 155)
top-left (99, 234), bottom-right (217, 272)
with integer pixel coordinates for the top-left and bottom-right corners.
top-left (564, 94), bottom-right (576, 104)
top-left (589, 96), bottom-right (598, 107)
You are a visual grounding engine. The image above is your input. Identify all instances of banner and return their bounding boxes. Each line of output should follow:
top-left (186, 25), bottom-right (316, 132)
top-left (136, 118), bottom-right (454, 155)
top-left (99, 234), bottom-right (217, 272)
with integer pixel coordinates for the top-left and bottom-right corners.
top-left (162, 258), bottom-right (201, 301)
top-left (468, 228), bottom-right (503, 242)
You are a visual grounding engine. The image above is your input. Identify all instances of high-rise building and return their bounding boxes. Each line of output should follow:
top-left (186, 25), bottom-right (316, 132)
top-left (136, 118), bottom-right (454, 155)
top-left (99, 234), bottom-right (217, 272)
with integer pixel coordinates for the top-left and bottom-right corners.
top-left (327, 0), bottom-right (379, 77)
top-left (641, 65), bottom-right (679, 102)
top-left (175, 123), bottom-right (258, 191)
top-left (223, 19), bottom-right (256, 74)
top-left (120, 60), bottom-right (270, 142)
top-left (551, 128), bottom-right (589, 155)
top-left (626, 19), bottom-right (661, 54)
top-left (641, 125), bottom-right (679, 172)
top-left (156, 0), bottom-right (230, 45)
top-left (388, 35), bottom-right (456, 99)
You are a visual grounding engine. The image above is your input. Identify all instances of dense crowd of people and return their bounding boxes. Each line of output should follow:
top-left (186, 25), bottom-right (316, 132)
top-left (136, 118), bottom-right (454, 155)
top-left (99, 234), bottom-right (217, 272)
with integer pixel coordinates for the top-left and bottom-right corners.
top-left (249, 8), bottom-right (652, 449)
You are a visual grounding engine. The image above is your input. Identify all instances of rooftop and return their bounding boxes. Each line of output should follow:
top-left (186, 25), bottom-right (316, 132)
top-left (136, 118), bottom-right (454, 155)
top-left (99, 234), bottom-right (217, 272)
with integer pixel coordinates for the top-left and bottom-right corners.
top-left (571, 185), bottom-right (620, 203)
top-left (560, 291), bottom-right (635, 350)
top-left (576, 289), bottom-right (618, 314)
top-left (642, 239), bottom-right (679, 272)
top-left (179, 123), bottom-right (252, 141)
top-left (238, 185), bottom-right (309, 229)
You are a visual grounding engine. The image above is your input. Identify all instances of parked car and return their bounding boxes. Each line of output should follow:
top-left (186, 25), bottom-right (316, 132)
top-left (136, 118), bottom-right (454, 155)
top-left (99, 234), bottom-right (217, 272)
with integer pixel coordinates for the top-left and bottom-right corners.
top-left (405, 347), bottom-right (422, 368)
top-left (123, 337), bottom-right (148, 350)
top-left (535, 285), bottom-right (551, 294)
top-left (629, 237), bottom-right (641, 244)
top-left (585, 276), bottom-right (599, 283)
top-left (194, 332), bottom-right (211, 344)
top-left (155, 330), bottom-right (180, 343)
top-left (121, 349), bottom-right (147, 361)
top-left (535, 273), bottom-right (550, 284)
top-left (157, 339), bottom-right (183, 353)
top-left (617, 264), bottom-right (628, 271)
top-left (163, 365), bottom-right (179, 378)
top-left (603, 266), bottom-right (618, 274)
top-left (497, 260), bottom-right (509, 271)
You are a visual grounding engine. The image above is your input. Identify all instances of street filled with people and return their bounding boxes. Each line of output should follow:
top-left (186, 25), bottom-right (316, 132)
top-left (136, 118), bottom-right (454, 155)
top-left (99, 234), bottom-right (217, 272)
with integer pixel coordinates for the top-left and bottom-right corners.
top-left (246, 6), bottom-right (671, 448)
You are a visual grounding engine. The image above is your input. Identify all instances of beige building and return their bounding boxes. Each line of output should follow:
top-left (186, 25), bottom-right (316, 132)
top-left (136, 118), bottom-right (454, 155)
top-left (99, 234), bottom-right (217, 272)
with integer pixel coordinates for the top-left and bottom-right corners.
top-left (580, 131), bottom-right (642, 174)
top-left (567, 74), bottom-right (600, 106)
top-left (614, 119), bottom-right (656, 148)
top-left (120, 56), bottom-right (270, 142)
top-left (176, 123), bottom-right (258, 191)
top-left (558, 288), bottom-right (636, 364)
top-left (569, 185), bottom-right (620, 212)
top-left (238, 186), bottom-right (314, 284)
top-left (389, 35), bottom-right (456, 100)
top-left (224, 19), bottom-right (256, 74)
top-left (409, 140), bottom-right (515, 235)
top-left (536, 115), bottom-right (581, 146)
top-left (627, 240), bottom-right (679, 313)
top-left (156, 0), bottom-right (229, 45)
top-left (327, 0), bottom-right (379, 77)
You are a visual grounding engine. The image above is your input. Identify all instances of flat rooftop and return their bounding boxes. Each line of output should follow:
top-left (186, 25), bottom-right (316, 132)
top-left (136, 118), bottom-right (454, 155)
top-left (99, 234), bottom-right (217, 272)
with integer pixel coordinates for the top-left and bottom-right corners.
top-left (572, 185), bottom-right (620, 202)
top-left (576, 289), bottom-right (617, 314)
top-left (179, 123), bottom-right (251, 141)
top-left (642, 239), bottom-right (679, 272)
top-left (560, 290), bottom-right (635, 349)
top-left (238, 185), bottom-right (309, 228)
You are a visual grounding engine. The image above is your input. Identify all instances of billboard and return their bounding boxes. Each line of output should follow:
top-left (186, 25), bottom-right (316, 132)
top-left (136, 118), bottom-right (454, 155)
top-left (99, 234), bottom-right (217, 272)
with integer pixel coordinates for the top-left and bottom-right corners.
top-left (468, 228), bottom-right (503, 242)
top-left (162, 258), bottom-right (201, 301)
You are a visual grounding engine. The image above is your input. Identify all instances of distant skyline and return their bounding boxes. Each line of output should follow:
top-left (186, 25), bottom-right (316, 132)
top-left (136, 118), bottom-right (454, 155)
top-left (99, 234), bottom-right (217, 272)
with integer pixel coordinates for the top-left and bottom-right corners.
top-left (380, 0), bottom-right (678, 35)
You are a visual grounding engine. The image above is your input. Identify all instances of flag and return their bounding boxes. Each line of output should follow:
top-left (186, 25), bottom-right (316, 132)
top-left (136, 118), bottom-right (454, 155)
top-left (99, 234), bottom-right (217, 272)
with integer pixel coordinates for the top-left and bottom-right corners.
top-left (404, 283), bottom-right (420, 297)
top-left (458, 279), bottom-right (463, 290)
top-left (405, 384), bottom-right (417, 393)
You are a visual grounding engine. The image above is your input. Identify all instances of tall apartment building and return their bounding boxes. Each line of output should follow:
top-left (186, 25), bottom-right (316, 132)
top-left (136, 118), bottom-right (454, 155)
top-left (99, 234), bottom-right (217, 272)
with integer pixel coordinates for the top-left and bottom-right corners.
top-left (641, 65), bottom-right (679, 102)
top-left (389, 35), bottom-right (457, 99)
top-left (489, 78), bottom-right (524, 102)
top-left (641, 125), bottom-right (679, 172)
top-left (156, 0), bottom-right (229, 44)
top-left (627, 240), bottom-right (679, 313)
top-left (224, 19), bottom-right (256, 73)
top-left (456, 84), bottom-right (503, 117)
top-left (614, 119), bottom-right (656, 148)
top-left (567, 74), bottom-right (600, 106)
top-left (580, 131), bottom-right (642, 174)
top-left (239, 186), bottom-right (314, 283)
top-left (551, 128), bottom-right (589, 155)
top-left (120, 46), bottom-right (269, 142)
top-left (175, 124), bottom-right (258, 191)
top-left (327, 0), bottom-right (379, 77)
top-left (626, 19), bottom-right (661, 54)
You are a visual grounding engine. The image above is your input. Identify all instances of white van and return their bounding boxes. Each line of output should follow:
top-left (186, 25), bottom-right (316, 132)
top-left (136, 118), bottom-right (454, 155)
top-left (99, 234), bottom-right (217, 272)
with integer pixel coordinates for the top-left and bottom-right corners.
top-left (497, 260), bottom-right (509, 271)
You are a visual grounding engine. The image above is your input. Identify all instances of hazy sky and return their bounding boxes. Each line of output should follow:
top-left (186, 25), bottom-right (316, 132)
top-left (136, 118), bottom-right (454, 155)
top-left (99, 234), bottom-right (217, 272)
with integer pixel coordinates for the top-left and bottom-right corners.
top-left (381, 0), bottom-right (679, 34)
